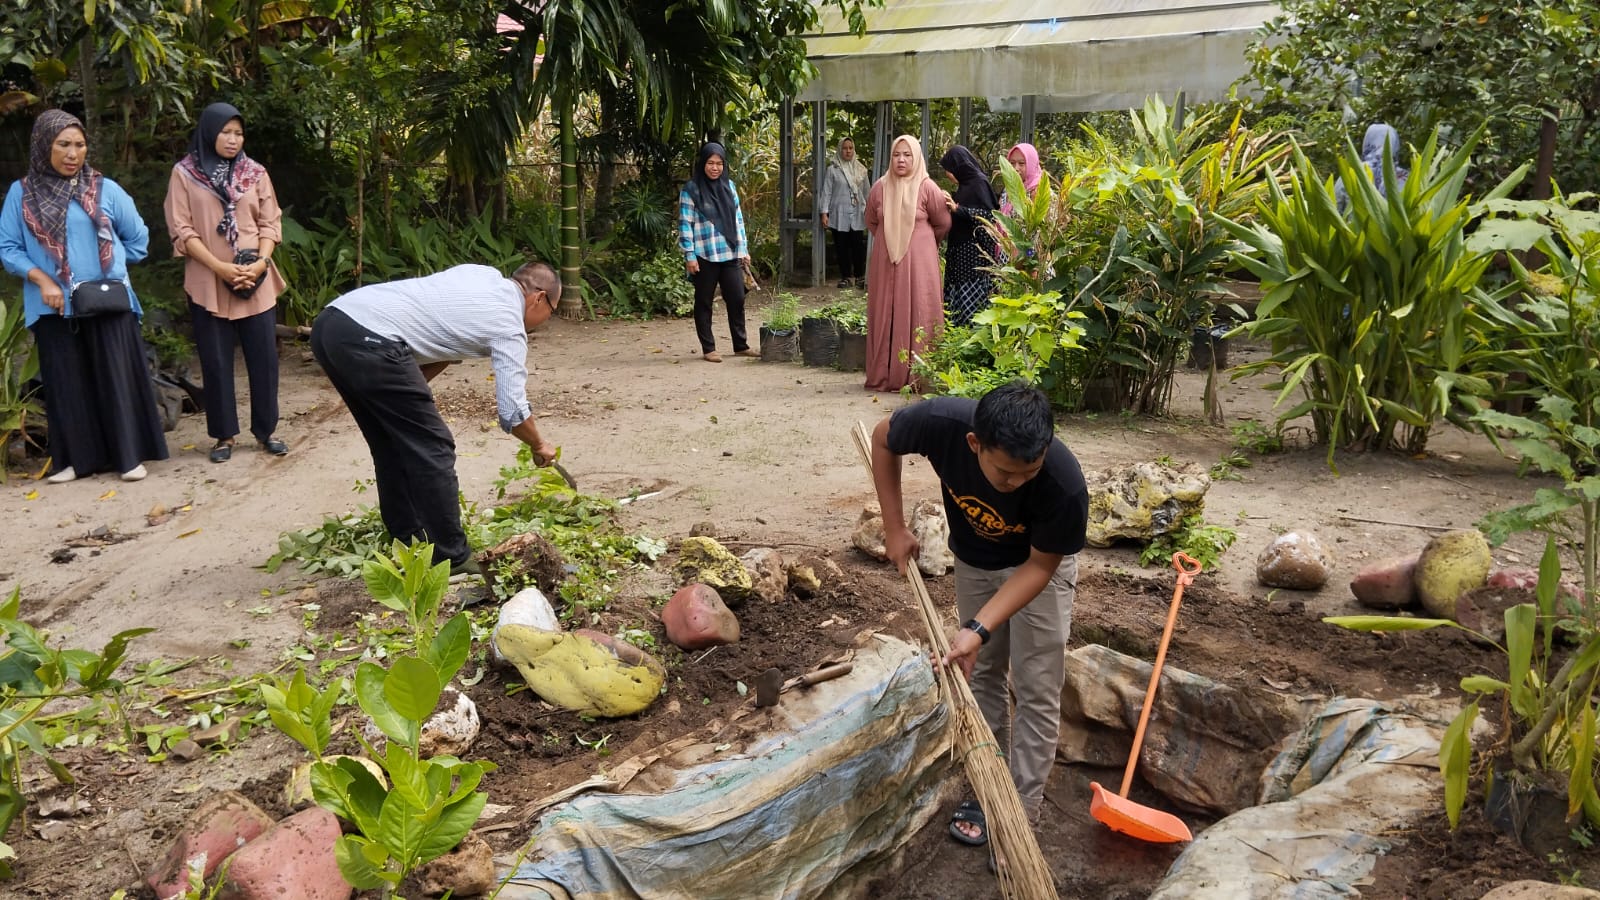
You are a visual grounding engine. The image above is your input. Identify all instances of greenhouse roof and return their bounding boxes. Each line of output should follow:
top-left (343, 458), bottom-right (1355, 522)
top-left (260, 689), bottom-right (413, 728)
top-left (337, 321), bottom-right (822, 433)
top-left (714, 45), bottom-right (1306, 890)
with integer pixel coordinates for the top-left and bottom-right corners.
top-left (798, 0), bottom-right (1280, 110)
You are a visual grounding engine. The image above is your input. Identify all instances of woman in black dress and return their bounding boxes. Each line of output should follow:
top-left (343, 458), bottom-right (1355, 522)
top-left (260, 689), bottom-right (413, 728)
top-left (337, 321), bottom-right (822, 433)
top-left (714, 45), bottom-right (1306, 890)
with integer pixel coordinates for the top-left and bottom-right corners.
top-left (938, 146), bottom-right (1000, 326)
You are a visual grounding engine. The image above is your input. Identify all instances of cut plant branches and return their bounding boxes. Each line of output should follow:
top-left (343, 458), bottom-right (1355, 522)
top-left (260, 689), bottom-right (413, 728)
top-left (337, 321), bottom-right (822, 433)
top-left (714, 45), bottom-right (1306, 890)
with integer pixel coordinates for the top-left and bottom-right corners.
top-left (850, 422), bottom-right (1058, 900)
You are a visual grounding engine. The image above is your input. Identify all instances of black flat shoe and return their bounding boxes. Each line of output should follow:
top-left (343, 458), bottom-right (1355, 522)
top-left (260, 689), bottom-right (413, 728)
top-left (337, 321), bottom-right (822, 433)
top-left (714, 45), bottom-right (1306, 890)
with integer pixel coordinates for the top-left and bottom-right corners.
top-left (260, 437), bottom-right (289, 456)
top-left (209, 441), bottom-right (233, 463)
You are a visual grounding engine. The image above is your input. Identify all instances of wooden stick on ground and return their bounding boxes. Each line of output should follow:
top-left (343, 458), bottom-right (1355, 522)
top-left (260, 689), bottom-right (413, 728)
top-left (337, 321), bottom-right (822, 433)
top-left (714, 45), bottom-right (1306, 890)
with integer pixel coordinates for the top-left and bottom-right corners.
top-left (851, 422), bottom-right (1058, 900)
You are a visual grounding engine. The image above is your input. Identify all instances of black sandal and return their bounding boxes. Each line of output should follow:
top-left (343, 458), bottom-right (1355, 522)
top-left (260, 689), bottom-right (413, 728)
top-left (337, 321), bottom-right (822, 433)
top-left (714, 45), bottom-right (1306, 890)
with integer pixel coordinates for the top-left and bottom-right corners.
top-left (949, 800), bottom-right (988, 846)
top-left (209, 440), bottom-right (233, 463)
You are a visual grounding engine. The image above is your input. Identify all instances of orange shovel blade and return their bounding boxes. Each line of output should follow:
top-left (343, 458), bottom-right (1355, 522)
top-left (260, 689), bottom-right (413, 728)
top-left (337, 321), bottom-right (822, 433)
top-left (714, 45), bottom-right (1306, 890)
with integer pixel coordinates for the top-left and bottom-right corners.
top-left (1089, 781), bottom-right (1192, 844)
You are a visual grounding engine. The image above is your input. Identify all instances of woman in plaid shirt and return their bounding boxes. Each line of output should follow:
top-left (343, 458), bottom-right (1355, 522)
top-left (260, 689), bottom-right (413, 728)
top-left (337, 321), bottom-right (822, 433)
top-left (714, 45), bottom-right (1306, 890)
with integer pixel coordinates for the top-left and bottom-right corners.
top-left (678, 142), bottom-right (754, 363)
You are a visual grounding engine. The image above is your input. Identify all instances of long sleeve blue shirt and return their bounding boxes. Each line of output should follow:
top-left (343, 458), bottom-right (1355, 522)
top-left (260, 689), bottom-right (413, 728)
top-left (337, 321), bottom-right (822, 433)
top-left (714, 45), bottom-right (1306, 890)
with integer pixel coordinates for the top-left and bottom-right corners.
top-left (0, 178), bottom-right (150, 327)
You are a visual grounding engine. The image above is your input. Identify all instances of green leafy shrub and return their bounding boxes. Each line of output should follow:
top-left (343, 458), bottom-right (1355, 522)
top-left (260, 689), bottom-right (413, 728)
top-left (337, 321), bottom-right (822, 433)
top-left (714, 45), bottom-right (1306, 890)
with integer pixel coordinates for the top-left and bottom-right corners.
top-left (1, 588), bottom-right (150, 878)
top-left (262, 542), bottom-right (490, 896)
top-left (1220, 127), bottom-right (1517, 466)
top-left (621, 252), bottom-right (695, 318)
top-left (1138, 514), bottom-right (1237, 572)
top-left (928, 99), bottom-right (1288, 413)
top-left (1466, 191), bottom-right (1600, 620)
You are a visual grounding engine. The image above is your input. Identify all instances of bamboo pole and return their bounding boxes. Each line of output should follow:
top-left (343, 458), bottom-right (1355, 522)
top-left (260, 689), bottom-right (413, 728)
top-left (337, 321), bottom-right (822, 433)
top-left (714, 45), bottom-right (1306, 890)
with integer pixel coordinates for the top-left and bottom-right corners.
top-left (851, 423), bottom-right (1057, 899)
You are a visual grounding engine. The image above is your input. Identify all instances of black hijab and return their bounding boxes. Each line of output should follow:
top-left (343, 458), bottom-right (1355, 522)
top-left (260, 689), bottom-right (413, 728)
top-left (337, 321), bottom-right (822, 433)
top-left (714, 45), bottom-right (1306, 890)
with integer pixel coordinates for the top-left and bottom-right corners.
top-left (180, 102), bottom-right (266, 249)
top-left (940, 145), bottom-right (998, 210)
top-left (685, 142), bottom-right (740, 252)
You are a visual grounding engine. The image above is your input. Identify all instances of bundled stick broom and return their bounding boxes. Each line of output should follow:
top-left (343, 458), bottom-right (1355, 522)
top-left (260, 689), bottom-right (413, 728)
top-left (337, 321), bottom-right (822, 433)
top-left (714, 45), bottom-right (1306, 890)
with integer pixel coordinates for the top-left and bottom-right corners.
top-left (851, 422), bottom-right (1058, 900)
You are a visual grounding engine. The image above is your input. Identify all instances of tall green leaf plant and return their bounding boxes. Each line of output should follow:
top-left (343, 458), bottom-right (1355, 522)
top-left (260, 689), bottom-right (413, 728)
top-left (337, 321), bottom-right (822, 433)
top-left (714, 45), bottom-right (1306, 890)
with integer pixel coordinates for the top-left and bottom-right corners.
top-left (1220, 127), bottom-right (1519, 467)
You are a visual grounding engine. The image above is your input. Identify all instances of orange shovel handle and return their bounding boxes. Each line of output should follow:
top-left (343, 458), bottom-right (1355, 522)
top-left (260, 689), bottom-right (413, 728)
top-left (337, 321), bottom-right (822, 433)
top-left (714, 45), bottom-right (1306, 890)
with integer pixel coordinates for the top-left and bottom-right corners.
top-left (1117, 552), bottom-right (1200, 798)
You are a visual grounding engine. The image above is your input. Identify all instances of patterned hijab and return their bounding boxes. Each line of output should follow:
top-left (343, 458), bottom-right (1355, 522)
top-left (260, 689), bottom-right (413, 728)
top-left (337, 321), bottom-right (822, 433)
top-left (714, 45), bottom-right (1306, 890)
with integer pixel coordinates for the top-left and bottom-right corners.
top-left (877, 135), bottom-right (932, 265)
top-left (20, 109), bottom-right (114, 287)
top-left (832, 139), bottom-right (868, 201)
top-left (685, 142), bottom-right (740, 253)
top-left (1001, 142), bottom-right (1042, 216)
top-left (178, 102), bottom-right (267, 250)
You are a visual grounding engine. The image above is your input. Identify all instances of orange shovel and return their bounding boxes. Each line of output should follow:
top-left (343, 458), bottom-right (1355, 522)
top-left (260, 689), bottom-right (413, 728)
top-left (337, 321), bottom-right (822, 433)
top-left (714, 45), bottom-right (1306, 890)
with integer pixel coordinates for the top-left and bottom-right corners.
top-left (1089, 551), bottom-right (1202, 843)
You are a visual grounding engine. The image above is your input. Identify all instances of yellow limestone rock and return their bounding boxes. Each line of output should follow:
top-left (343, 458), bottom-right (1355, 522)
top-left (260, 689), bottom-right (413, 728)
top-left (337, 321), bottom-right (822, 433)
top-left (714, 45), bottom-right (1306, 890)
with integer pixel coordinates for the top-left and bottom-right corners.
top-left (495, 625), bottom-right (665, 717)
top-left (673, 536), bottom-right (755, 596)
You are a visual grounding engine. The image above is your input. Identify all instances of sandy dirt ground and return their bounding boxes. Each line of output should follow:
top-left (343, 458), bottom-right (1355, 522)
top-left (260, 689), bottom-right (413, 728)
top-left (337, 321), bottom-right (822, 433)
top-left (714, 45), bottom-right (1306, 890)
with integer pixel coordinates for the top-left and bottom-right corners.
top-left (0, 289), bottom-right (1558, 898)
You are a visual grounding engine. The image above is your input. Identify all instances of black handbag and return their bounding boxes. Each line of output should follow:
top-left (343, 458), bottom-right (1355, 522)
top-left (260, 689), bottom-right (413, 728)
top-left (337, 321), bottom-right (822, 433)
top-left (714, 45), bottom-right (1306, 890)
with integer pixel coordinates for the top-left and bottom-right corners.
top-left (230, 249), bottom-right (261, 299)
top-left (67, 278), bottom-right (133, 318)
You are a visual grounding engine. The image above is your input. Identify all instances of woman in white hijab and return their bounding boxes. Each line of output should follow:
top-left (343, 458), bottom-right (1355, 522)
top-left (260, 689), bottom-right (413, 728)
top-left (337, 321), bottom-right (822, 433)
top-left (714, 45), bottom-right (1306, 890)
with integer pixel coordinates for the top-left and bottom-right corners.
top-left (863, 135), bottom-right (950, 392)
top-left (818, 137), bottom-right (869, 288)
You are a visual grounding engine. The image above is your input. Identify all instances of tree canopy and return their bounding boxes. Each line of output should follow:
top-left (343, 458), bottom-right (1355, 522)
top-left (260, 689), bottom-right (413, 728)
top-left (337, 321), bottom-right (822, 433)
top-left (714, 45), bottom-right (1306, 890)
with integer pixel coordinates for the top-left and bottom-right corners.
top-left (1244, 0), bottom-right (1600, 193)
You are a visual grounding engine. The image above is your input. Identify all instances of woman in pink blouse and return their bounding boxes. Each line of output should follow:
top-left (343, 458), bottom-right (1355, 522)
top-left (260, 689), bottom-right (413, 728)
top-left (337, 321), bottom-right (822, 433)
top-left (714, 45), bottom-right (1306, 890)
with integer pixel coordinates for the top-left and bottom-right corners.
top-left (163, 102), bottom-right (288, 463)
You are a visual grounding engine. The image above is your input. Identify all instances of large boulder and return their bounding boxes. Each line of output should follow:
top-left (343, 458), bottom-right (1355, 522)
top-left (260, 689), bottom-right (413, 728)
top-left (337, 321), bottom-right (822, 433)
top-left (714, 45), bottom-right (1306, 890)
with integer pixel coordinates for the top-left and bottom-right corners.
top-left (673, 536), bottom-right (754, 599)
top-left (1415, 529), bottom-right (1492, 619)
top-left (496, 625), bottom-right (666, 717)
top-left (741, 548), bottom-right (789, 603)
top-left (1349, 553), bottom-right (1420, 610)
top-left (909, 500), bottom-right (953, 577)
top-left (1085, 462), bottom-right (1210, 548)
top-left (1256, 531), bottom-right (1333, 590)
top-left (663, 584), bottom-right (740, 650)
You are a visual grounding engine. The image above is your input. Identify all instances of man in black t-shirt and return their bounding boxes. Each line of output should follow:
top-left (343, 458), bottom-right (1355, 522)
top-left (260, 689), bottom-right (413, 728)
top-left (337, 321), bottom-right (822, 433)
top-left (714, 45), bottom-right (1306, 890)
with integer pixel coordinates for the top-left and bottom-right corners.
top-left (869, 381), bottom-right (1088, 843)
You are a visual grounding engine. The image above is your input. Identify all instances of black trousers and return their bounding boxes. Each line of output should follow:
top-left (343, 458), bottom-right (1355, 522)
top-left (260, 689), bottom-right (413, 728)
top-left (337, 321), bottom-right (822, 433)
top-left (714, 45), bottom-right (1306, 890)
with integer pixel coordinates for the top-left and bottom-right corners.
top-left (190, 301), bottom-right (279, 443)
top-left (832, 229), bottom-right (867, 281)
top-left (691, 257), bottom-right (748, 354)
top-left (310, 308), bottom-right (469, 567)
top-left (31, 312), bottom-right (169, 477)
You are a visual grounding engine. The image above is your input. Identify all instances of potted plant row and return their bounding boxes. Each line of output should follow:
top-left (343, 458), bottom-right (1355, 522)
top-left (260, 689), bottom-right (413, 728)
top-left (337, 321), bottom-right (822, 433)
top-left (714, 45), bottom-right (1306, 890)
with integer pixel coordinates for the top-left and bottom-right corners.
top-left (759, 293), bottom-right (802, 362)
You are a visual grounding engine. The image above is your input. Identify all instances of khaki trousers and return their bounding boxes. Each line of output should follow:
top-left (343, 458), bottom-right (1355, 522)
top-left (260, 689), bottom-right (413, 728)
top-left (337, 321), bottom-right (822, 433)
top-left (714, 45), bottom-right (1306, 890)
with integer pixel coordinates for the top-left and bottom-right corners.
top-left (954, 554), bottom-right (1077, 816)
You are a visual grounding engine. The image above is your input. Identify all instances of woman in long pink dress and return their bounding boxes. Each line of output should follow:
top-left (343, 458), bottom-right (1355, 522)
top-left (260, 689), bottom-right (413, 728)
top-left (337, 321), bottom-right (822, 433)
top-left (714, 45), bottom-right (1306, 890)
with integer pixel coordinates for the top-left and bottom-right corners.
top-left (864, 135), bottom-right (951, 392)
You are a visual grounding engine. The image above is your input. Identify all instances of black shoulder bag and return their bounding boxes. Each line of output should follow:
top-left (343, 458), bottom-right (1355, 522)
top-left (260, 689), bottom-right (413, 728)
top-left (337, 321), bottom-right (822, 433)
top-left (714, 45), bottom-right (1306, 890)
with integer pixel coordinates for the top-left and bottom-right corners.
top-left (67, 279), bottom-right (133, 318)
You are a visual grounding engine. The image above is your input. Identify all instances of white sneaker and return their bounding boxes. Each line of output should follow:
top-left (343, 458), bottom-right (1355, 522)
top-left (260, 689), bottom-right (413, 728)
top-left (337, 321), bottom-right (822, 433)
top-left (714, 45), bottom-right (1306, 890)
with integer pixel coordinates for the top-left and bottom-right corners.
top-left (120, 465), bottom-right (147, 482)
top-left (46, 466), bottom-right (77, 484)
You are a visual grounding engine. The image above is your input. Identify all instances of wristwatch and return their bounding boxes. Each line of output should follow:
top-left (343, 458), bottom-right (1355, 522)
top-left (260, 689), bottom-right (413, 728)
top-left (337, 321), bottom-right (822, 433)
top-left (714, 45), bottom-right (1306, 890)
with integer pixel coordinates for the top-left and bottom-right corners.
top-left (962, 619), bottom-right (991, 645)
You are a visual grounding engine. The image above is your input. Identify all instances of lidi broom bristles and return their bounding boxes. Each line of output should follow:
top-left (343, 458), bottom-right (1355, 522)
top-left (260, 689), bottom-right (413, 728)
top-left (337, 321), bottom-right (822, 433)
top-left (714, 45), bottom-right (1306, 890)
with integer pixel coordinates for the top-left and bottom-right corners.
top-left (851, 422), bottom-right (1058, 900)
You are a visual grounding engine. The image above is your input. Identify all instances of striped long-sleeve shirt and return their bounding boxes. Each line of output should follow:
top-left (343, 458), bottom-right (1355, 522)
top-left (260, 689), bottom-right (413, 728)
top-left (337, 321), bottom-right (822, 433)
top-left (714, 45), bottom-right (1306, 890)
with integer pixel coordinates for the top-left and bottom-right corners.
top-left (328, 264), bottom-right (533, 432)
top-left (678, 181), bottom-right (748, 264)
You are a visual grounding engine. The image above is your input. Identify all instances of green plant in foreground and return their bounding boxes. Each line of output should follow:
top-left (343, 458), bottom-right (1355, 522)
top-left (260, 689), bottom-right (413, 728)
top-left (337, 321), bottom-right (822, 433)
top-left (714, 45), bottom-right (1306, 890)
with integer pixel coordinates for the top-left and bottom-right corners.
top-left (1327, 538), bottom-right (1600, 830)
top-left (1, 587), bottom-right (150, 878)
top-left (1139, 514), bottom-right (1237, 572)
top-left (0, 298), bottom-right (42, 481)
top-left (263, 543), bottom-right (490, 897)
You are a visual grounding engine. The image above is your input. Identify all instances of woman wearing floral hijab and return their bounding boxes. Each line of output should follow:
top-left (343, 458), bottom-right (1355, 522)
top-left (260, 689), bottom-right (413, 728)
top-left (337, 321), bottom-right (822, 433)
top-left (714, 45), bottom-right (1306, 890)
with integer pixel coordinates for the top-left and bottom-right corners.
top-left (678, 141), bottom-right (754, 363)
top-left (863, 135), bottom-right (950, 392)
top-left (818, 137), bottom-right (869, 288)
top-left (164, 101), bottom-right (289, 463)
top-left (0, 109), bottom-right (167, 483)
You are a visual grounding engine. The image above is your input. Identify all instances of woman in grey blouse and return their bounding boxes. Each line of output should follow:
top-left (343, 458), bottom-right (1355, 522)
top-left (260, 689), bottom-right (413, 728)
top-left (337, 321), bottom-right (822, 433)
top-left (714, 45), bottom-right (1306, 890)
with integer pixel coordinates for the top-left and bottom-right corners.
top-left (818, 137), bottom-right (869, 289)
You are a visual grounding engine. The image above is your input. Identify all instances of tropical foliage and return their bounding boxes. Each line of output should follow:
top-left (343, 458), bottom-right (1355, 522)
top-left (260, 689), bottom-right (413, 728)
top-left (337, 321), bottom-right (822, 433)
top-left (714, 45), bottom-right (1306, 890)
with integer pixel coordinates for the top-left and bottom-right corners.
top-left (1219, 128), bottom-right (1518, 465)
top-left (1244, 0), bottom-right (1600, 194)
top-left (918, 98), bottom-right (1290, 415)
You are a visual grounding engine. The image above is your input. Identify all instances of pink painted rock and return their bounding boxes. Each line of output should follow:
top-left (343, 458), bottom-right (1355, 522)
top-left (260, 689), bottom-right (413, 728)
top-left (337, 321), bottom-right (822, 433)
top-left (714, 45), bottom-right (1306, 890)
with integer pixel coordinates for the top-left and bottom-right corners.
top-left (218, 807), bottom-right (350, 900)
top-left (1350, 553), bottom-right (1420, 610)
top-left (147, 791), bottom-right (274, 899)
top-left (662, 583), bottom-right (740, 650)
